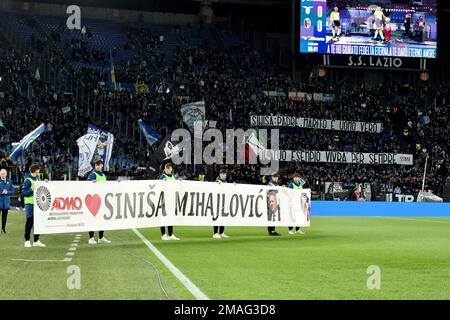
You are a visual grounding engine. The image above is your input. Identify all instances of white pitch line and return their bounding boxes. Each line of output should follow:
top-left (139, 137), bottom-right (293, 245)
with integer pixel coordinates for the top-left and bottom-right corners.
top-left (383, 217), bottom-right (450, 224)
top-left (132, 228), bottom-right (209, 300)
top-left (62, 235), bottom-right (81, 260)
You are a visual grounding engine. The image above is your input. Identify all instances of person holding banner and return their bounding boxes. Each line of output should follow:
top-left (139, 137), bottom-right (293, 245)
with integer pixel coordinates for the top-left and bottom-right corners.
top-left (87, 160), bottom-right (111, 245)
top-left (267, 173), bottom-right (281, 236)
top-left (213, 169), bottom-right (230, 239)
top-left (0, 169), bottom-right (14, 234)
top-left (288, 173), bottom-right (306, 235)
top-left (22, 164), bottom-right (46, 248)
top-left (159, 162), bottom-right (180, 241)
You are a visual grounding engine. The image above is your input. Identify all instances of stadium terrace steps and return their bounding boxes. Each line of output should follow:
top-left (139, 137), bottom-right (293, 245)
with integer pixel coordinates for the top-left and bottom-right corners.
top-left (2, 12), bottom-right (247, 72)
top-left (35, 15), bottom-right (136, 70)
top-left (129, 23), bottom-right (221, 64)
top-left (0, 11), bottom-right (40, 45)
top-left (219, 29), bottom-right (246, 47)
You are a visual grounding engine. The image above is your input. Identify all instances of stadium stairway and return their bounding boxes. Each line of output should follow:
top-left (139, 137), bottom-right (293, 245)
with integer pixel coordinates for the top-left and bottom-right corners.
top-left (27, 14), bottom-right (61, 54)
top-left (121, 21), bottom-right (159, 73)
top-left (0, 11), bottom-right (38, 54)
top-left (211, 27), bottom-right (243, 72)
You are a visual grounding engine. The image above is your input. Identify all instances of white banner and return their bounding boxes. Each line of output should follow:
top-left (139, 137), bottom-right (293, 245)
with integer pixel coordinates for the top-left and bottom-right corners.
top-left (263, 90), bottom-right (286, 98)
top-left (288, 92), bottom-right (334, 102)
top-left (33, 180), bottom-right (311, 234)
top-left (313, 93), bottom-right (335, 102)
top-left (77, 134), bottom-right (100, 177)
top-left (250, 115), bottom-right (383, 133)
top-left (261, 149), bottom-right (413, 165)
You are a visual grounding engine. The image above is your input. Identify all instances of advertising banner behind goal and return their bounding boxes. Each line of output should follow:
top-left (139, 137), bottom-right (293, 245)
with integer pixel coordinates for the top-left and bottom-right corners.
top-left (34, 180), bottom-right (311, 234)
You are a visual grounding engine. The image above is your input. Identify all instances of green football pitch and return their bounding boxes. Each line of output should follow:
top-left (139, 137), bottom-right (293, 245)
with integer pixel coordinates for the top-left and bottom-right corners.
top-left (1, 212), bottom-right (449, 300)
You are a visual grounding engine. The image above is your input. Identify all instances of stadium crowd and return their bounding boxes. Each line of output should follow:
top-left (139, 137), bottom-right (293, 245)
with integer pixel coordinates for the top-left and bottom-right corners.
top-left (0, 18), bottom-right (449, 198)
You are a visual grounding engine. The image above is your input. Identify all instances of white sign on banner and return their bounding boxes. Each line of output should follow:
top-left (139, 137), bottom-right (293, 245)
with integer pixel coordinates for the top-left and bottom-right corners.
top-left (33, 180), bottom-right (311, 234)
top-left (250, 115), bottom-right (383, 133)
top-left (261, 150), bottom-right (413, 165)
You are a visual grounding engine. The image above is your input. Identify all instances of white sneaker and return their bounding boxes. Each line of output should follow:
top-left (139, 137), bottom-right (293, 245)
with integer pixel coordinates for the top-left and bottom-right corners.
top-left (213, 233), bottom-right (221, 239)
top-left (98, 237), bottom-right (111, 244)
top-left (88, 237), bottom-right (97, 245)
top-left (33, 240), bottom-right (46, 247)
top-left (220, 233), bottom-right (230, 238)
top-left (289, 230), bottom-right (295, 235)
top-left (169, 234), bottom-right (180, 240)
top-left (24, 241), bottom-right (32, 248)
top-left (161, 234), bottom-right (170, 241)
top-left (295, 229), bottom-right (305, 235)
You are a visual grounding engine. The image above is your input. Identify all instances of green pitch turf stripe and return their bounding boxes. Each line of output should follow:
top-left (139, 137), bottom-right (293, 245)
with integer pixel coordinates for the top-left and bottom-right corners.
top-left (132, 228), bottom-right (209, 300)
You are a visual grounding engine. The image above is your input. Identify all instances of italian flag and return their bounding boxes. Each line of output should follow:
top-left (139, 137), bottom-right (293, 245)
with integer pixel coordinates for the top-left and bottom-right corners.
top-left (243, 128), bottom-right (267, 164)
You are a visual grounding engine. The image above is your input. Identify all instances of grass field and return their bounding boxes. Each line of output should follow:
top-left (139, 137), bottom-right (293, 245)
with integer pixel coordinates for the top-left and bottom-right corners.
top-left (1, 211), bottom-right (450, 300)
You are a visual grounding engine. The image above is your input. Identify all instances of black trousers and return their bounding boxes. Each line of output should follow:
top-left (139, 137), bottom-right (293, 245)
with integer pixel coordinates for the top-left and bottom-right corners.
top-left (213, 226), bottom-right (224, 234)
top-left (88, 231), bottom-right (104, 238)
top-left (268, 226), bottom-right (276, 233)
top-left (24, 217), bottom-right (40, 242)
top-left (160, 226), bottom-right (173, 236)
top-left (289, 227), bottom-right (300, 231)
top-left (1, 209), bottom-right (8, 231)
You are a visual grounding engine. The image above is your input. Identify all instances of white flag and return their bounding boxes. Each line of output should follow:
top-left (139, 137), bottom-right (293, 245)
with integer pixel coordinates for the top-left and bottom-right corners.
top-left (77, 134), bottom-right (100, 177)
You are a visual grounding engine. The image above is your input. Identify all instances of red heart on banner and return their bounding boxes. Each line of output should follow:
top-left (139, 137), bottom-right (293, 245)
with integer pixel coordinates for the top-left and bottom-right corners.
top-left (85, 194), bottom-right (101, 217)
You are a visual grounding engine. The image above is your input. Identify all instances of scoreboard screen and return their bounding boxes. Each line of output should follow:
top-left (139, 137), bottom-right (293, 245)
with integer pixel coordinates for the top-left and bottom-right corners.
top-left (298, 0), bottom-right (437, 59)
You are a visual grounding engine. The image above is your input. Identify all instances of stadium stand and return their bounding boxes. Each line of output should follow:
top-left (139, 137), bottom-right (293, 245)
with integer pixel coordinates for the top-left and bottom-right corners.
top-left (0, 8), bottom-right (448, 200)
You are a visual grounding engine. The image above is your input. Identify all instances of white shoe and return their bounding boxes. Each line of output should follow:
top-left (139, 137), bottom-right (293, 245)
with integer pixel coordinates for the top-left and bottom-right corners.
top-left (289, 230), bottom-right (295, 235)
top-left (169, 234), bottom-right (180, 240)
top-left (213, 233), bottom-right (221, 239)
top-left (98, 237), bottom-right (111, 244)
top-left (88, 237), bottom-right (97, 245)
top-left (161, 234), bottom-right (170, 241)
top-left (295, 229), bottom-right (305, 235)
top-left (33, 240), bottom-right (46, 247)
top-left (24, 241), bottom-right (32, 248)
top-left (220, 233), bottom-right (230, 238)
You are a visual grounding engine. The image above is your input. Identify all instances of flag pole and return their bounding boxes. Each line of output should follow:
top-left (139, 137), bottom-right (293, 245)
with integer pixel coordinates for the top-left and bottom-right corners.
top-left (421, 154), bottom-right (429, 193)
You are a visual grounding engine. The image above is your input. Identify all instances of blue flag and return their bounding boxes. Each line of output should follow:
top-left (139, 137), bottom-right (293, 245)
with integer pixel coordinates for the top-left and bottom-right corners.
top-left (9, 123), bottom-right (47, 160)
top-left (138, 119), bottom-right (162, 146)
top-left (86, 124), bottom-right (114, 171)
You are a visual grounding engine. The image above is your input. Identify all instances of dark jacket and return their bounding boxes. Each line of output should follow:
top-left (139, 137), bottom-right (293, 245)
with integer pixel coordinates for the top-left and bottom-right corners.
top-left (0, 178), bottom-right (15, 209)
